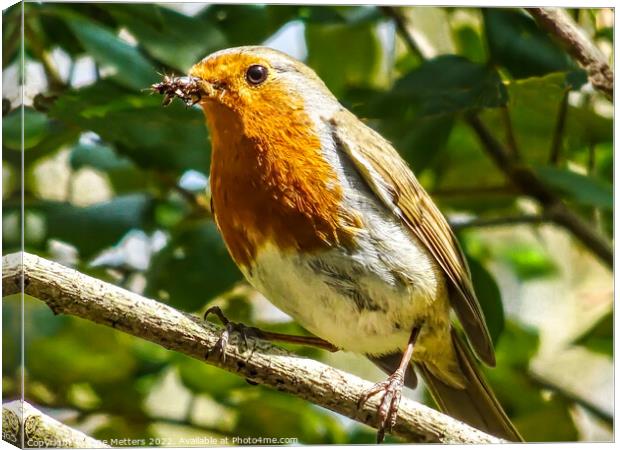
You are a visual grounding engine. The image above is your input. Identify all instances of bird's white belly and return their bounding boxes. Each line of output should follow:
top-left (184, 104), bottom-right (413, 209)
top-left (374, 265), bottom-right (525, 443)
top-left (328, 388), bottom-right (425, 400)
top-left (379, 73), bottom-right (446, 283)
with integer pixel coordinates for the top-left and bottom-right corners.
top-left (238, 124), bottom-right (452, 357)
top-left (243, 212), bottom-right (450, 357)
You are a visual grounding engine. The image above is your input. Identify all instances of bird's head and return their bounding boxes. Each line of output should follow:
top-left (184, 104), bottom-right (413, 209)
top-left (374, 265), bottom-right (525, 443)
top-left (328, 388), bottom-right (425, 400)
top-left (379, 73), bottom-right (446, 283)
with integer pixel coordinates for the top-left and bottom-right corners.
top-left (175, 47), bottom-right (352, 266)
top-left (187, 46), bottom-right (338, 123)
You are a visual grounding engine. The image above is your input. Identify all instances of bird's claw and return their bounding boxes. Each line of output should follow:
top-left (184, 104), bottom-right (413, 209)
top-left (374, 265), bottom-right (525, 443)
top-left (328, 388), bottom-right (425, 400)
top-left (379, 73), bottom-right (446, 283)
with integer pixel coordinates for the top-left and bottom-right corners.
top-left (208, 320), bottom-right (231, 362)
top-left (357, 369), bottom-right (405, 443)
top-left (203, 306), bottom-right (261, 362)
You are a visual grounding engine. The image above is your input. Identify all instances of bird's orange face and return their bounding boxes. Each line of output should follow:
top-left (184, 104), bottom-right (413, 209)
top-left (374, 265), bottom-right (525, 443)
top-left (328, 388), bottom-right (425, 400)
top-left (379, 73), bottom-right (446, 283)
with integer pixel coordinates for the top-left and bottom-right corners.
top-left (189, 47), bottom-right (330, 119)
top-left (189, 51), bottom-right (274, 113)
top-left (187, 47), bottom-right (360, 268)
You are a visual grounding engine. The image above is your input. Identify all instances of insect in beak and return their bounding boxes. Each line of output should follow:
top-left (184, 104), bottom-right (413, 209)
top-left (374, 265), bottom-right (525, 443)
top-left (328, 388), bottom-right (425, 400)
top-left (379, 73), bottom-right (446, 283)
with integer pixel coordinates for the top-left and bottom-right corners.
top-left (151, 75), bottom-right (205, 107)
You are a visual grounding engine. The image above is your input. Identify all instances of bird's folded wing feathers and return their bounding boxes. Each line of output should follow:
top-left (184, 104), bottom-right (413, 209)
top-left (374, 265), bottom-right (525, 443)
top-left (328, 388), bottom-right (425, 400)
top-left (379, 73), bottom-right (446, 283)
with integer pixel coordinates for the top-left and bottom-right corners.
top-left (330, 108), bottom-right (496, 367)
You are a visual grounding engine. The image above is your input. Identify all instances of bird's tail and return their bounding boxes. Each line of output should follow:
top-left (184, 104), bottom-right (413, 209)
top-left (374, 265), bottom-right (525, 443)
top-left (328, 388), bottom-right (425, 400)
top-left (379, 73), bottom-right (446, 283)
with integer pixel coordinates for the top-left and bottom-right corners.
top-left (370, 328), bottom-right (522, 442)
top-left (414, 329), bottom-right (523, 442)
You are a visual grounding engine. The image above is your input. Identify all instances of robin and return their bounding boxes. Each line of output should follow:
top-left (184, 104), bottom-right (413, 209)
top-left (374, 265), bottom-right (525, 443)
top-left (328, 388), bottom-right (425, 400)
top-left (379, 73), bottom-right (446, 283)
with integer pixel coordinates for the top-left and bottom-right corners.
top-left (153, 46), bottom-right (522, 443)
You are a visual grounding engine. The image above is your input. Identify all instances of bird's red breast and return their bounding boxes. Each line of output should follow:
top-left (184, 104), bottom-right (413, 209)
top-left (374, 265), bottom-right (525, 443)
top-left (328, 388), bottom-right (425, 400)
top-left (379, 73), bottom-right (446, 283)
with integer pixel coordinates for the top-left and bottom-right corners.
top-left (191, 54), bottom-right (360, 268)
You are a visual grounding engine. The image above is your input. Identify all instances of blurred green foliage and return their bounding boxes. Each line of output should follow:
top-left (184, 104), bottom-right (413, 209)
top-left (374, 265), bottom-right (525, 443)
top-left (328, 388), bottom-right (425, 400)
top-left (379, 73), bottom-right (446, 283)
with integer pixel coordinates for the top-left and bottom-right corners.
top-left (2, 3), bottom-right (613, 444)
top-left (573, 311), bottom-right (613, 357)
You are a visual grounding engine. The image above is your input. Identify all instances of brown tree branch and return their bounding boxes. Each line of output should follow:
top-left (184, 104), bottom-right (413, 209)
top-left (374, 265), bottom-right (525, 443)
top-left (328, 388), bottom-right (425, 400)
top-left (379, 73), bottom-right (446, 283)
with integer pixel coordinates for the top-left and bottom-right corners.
top-left (2, 252), bottom-right (505, 444)
top-left (549, 90), bottom-right (569, 165)
top-left (527, 7), bottom-right (613, 99)
top-left (2, 400), bottom-right (109, 448)
top-left (384, 6), bottom-right (612, 269)
top-left (380, 6), bottom-right (425, 61)
top-left (500, 106), bottom-right (521, 160)
top-left (465, 114), bottom-right (612, 268)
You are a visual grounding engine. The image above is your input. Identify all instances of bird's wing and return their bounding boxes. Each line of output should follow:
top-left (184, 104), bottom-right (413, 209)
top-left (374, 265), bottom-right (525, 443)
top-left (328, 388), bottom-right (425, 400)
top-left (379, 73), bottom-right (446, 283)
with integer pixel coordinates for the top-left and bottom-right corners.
top-left (330, 109), bottom-right (495, 366)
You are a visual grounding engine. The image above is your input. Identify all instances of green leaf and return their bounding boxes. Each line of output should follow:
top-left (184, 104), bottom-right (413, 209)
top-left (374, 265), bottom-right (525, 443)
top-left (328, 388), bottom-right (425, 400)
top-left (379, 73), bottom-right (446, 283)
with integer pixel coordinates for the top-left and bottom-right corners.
top-left (199, 4), bottom-right (298, 47)
top-left (3, 109), bottom-right (81, 181)
top-left (69, 141), bottom-right (146, 193)
top-left (483, 9), bottom-right (573, 79)
top-left (3, 295), bottom-right (23, 377)
top-left (453, 24), bottom-right (486, 64)
top-left (46, 3), bottom-right (119, 29)
top-left (92, 415), bottom-right (153, 443)
top-left (233, 389), bottom-right (347, 443)
top-left (24, 194), bottom-right (154, 258)
top-left (402, 7), bottom-right (455, 56)
top-left (378, 113), bottom-right (455, 175)
top-left (145, 220), bottom-right (242, 312)
top-left (426, 121), bottom-right (508, 198)
top-left (388, 55), bottom-right (508, 116)
top-left (478, 71), bottom-right (611, 164)
top-left (344, 88), bottom-right (456, 175)
top-left (482, 322), bottom-right (578, 441)
top-left (60, 12), bottom-right (158, 91)
top-left (494, 321), bottom-right (539, 369)
top-left (466, 257), bottom-right (504, 345)
top-left (296, 5), bottom-right (345, 23)
top-left (49, 80), bottom-right (211, 173)
top-left (347, 427), bottom-right (400, 444)
top-left (499, 73), bottom-right (567, 164)
top-left (565, 69), bottom-right (588, 90)
top-left (3, 4), bottom-right (22, 68)
top-left (512, 393), bottom-right (579, 442)
top-left (593, 141), bottom-right (613, 183)
top-left (105, 4), bottom-right (227, 72)
top-left (2, 160), bottom-right (18, 200)
top-left (595, 26), bottom-right (613, 42)
top-left (27, 312), bottom-right (137, 385)
top-left (28, 3), bottom-right (107, 57)
top-left (498, 243), bottom-right (557, 280)
top-left (299, 5), bottom-right (382, 25)
top-left (572, 310), bottom-right (612, 357)
top-left (564, 103), bottom-right (613, 151)
top-left (534, 165), bottom-right (613, 210)
top-left (154, 196), bottom-right (190, 229)
top-left (176, 356), bottom-right (247, 398)
top-left (70, 141), bottom-right (134, 172)
top-left (3, 108), bottom-right (50, 150)
top-left (38, 13), bottom-right (84, 56)
top-left (305, 22), bottom-right (383, 96)
top-left (130, 339), bottom-right (172, 368)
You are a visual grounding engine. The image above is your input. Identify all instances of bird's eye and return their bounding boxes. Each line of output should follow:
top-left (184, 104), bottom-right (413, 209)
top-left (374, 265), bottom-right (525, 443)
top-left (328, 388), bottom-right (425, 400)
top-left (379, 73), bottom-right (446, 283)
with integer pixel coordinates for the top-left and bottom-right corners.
top-left (246, 65), bottom-right (268, 85)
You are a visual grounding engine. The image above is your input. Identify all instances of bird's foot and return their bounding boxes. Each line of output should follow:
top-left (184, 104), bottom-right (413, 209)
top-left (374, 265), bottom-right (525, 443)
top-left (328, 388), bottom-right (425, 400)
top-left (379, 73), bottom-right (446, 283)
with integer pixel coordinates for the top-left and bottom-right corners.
top-left (357, 368), bottom-right (405, 443)
top-left (203, 306), bottom-right (337, 361)
top-left (203, 306), bottom-right (262, 362)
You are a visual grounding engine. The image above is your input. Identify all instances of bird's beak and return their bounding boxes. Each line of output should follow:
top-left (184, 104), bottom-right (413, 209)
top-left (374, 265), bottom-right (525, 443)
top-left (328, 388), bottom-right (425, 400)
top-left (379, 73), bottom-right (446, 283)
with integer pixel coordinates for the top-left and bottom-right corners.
top-left (151, 75), bottom-right (211, 107)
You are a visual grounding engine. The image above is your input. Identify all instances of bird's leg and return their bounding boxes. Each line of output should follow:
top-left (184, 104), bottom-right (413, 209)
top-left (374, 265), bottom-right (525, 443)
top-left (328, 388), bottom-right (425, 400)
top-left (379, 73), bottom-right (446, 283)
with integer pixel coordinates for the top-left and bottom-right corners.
top-left (256, 330), bottom-right (339, 351)
top-left (203, 306), bottom-right (338, 362)
top-left (358, 326), bottom-right (421, 443)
